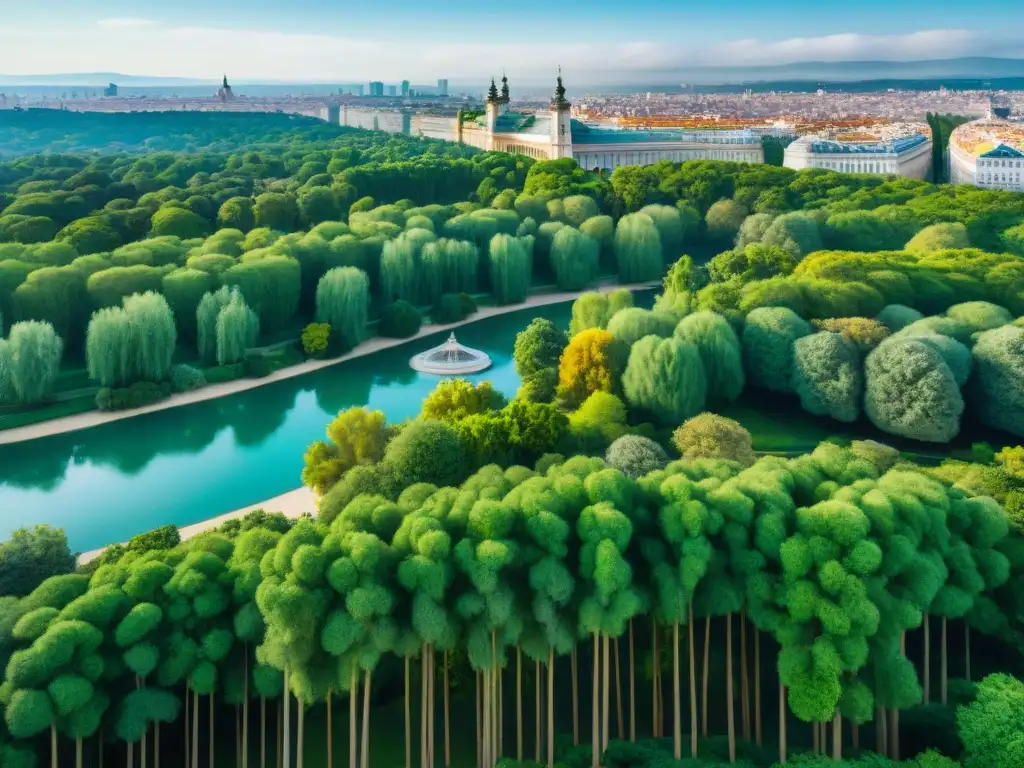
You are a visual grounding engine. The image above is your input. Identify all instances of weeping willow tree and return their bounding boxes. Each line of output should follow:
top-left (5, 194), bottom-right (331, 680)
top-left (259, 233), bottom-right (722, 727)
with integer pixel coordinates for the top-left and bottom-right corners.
top-left (550, 227), bottom-right (600, 291)
top-left (3, 320), bottom-right (63, 403)
top-left (86, 306), bottom-right (134, 387)
top-left (614, 213), bottom-right (663, 283)
top-left (216, 289), bottom-right (260, 366)
top-left (420, 238), bottom-right (479, 305)
top-left (196, 286), bottom-right (232, 365)
top-left (488, 234), bottom-right (533, 305)
top-left (315, 267), bottom-right (370, 349)
top-left (123, 292), bottom-right (177, 383)
top-left (382, 230), bottom-right (437, 304)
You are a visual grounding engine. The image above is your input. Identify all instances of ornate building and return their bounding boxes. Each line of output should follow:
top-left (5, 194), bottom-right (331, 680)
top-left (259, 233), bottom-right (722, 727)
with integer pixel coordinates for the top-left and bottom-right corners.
top-left (217, 75), bottom-right (235, 102)
top-left (949, 115), bottom-right (1024, 191)
top-left (783, 129), bottom-right (933, 179)
top-left (458, 72), bottom-right (764, 169)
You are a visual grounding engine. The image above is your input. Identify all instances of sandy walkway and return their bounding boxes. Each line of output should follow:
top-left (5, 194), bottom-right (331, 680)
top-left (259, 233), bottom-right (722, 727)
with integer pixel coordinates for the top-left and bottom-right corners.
top-left (78, 486), bottom-right (317, 564)
top-left (1, 281), bottom-right (655, 446)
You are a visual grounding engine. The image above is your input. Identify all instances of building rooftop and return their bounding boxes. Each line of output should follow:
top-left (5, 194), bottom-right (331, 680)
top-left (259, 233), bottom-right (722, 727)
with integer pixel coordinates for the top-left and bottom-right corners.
top-left (950, 118), bottom-right (1024, 157)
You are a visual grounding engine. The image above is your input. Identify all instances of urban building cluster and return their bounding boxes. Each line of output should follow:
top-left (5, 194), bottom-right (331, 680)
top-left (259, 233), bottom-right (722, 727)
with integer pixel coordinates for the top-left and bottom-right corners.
top-left (950, 114), bottom-right (1024, 191)
top-left (782, 122), bottom-right (934, 179)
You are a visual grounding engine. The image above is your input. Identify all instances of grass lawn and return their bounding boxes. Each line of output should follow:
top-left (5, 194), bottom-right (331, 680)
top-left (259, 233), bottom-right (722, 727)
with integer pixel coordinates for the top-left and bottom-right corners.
top-left (0, 393), bottom-right (96, 431)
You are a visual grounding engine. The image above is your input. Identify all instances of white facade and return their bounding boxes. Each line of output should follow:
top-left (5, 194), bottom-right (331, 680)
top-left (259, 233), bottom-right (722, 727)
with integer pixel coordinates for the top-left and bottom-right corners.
top-left (949, 117), bottom-right (1024, 191)
top-left (783, 133), bottom-right (933, 179)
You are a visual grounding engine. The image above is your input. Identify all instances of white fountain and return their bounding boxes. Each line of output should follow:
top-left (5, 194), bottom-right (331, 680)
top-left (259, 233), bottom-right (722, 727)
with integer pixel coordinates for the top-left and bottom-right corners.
top-left (409, 332), bottom-right (492, 375)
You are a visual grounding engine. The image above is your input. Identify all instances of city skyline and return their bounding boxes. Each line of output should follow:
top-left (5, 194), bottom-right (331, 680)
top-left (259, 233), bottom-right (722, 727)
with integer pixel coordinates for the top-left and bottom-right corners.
top-left (5, 3), bottom-right (1024, 83)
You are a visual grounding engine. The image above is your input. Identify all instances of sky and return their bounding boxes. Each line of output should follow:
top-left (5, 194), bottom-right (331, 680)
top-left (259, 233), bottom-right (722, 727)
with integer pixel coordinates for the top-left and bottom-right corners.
top-left (3, 1), bottom-right (1024, 84)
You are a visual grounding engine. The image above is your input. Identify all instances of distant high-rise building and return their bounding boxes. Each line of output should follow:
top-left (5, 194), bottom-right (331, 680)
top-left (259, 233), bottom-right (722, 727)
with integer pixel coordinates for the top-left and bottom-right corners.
top-left (103, 83), bottom-right (118, 97)
top-left (369, 81), bottom-right (384, 97)
top-left (217, 75), bottom-right (235, 101)
top-left (408, 88), bottom-right (416, 97)
top-left (401, 80), bottom-right (410, 97)
top-left (387, 85), bottom-right (397, 97)
top-left (437, 79), bottom-right (449, 96)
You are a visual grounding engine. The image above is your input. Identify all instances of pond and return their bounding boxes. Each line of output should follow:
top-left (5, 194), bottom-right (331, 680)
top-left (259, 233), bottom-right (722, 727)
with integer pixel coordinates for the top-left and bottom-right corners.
top-left (0, 300), bottom-right (587, 553)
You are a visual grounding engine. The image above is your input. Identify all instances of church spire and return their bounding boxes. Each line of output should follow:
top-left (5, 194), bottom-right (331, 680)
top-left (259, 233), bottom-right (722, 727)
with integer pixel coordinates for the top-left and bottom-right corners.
top-left (500, 71), bottom-right (510, 104)
top-left (486, 77), bottom-right (499, 104)
top-left (223, 74), bottom-right (229, 88)
top-left (550, 67), bottom-right (570, 110)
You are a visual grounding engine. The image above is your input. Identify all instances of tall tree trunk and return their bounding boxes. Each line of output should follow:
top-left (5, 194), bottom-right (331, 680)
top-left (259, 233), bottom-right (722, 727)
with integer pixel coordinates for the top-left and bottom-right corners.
top-left (651, 619), bottom-right (659, 739)
top-left (812, 720), bottom-right (819, 754)
top-left (210, 693), bottom-right (215, 768)
top-left (100, 726), bottom-right (106, 768)
top-left (832, 712), bottom-right (842, 761)
top-left (591, 634), bottom-right (600, 768)
top-left (688, 604), bottom-right (698, 759)
top-left (297, 702), bottom-right (305, 768)
top-left (496, 650), bottom-right (501, 761)
top-left (672, 622), bottom-right (681, 760)
top-left (444, 650), bottom-right (451, 768)
top-left (923, 613), bottom-right (931, 703)
top-left (277, 699), bottom-right (282, 768)
top-left (261, 697), bottom-right (266, 768)
top-left (629, 619), bottom-right (636, 743)
top-left (476, 671), bottom-right (482, 768)
top-left (613, 638), bottom-right (624, 741)
top-left (192, 690), bottom-right (199, 768)
top-left (77, 736), bottom-right (82, 768)
top-left (360, 670), bottom-right (371, 768)
top-left (236, 706), bottom-right (241, 768)
top-left (516, 647), bottom-right (523, 760)
top-left (327, 692), bottom-right (333, 768)
top-left (431, 647), bottom-right (438, 768)
top-left (128, 742), bottom-right (134, 768)
top-left (243, 650), bottom-right (249, 768)
top-left (535, 661), bottom-right (541, 764)
top-left (283, 668), bottom-right (291, 768)
top-left (889, 708), bottom-right (899, 761)
top-left (349, 664), bottom-right (358, 768)
top-left (602, 635), bottom-right (611, 752)
top-left (876, 706), bottom-right (887, 757)
top-left (185, 685), bottom-right (190, 768)
top-left (852, 723), bottom-right (859, 750)
top-left (547, 648), bottom-right (555, 768)
top-left (571, 648), bottom-right (579, 746)
top-left (740, 610), bottom-right (750, 742)
top-left (726, 613), bottom-right (736, 764)
top-left (701, 616), bottom-right (711, 738)
top-left (51, 724), bottom-right (58, 768)
top-left (754, 628), bottom-right (762, 747)
top-left (941, 616), bottom-right (948, 705)
top-left (965, 622), bottom-right (971, 683)
top-left (483, 665), bottom-right (491, 768)
top-left (409, 656), bottom-right (415, 768)
top-left (778, 683), bottom-right (786, 765)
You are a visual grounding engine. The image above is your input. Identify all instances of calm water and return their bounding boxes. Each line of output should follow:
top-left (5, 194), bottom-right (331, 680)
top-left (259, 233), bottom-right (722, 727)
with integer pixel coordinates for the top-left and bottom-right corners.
top-left (0, 301), bottom-right (581, 552)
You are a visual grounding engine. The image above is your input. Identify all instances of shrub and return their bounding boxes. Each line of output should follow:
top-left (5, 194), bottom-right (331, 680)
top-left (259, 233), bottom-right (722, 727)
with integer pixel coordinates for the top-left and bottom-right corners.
top-left (513, 318), bottom-right (567, 378)
top-left (792, 332), bottom-right (863, 423)
top-left (674, 311), bottom-right (745, 404)
top-left (432, 293), bottom-right (469, 324)
top-left (903, 333), bottom-right (973, 386)
top-left (605, 308), bottom-right (676, 347)
top-left (905, 222), bottom-right (971, 252)
top-left (945, 301), bottom-right (1013, 334)
top-left (812, 317), bottom-right (890, 351)
top-left (302, 407), bottom-right (391, 495)
top-left (170, 364), bottom-right (206, 393)
top-left (489, 233), bottom-right (533, 304)
top-left (569, 391), bottom-right (629, 453)
top-left (302, 323), bottom-right (332, 358)
top-left (96, 381), bottom-right (173, 411)
top-left (741, 306), bottom-right (812, 393)
top-left (605, 435), bottom-right (669, 479)
top-left (556, 328), bottom-right (628, 408)
top-left (971, 325), bottom-right (1024, 438)
top-left (422, 379), bottom-right (504, 422)
top-left (380, 418), bottom-right (467, 489)
top-left (705, 199), bottom-right (748, 243)
top-left (568, 289), bottom-right (633, 336)
top-left (622, 335), bottom-right (707, 425)
top-left (516, 368), bottom-right (558, 403)
top-left (378, 300), bottom-right (421, 338)
top-left (549, 226), bottom-right (599, 290)
top-left (672, 413), bottom-right (755, 466)
top-left (760, 211), bottom-right (823, 258)
top-left (957, 673), bottom-right (1024, 768)
top-left (735, 212), bottom-right (776, 248)
top-left (849, 439), bottom-right (900, 473)
top-left (864, 338), bottom-right (964, 442)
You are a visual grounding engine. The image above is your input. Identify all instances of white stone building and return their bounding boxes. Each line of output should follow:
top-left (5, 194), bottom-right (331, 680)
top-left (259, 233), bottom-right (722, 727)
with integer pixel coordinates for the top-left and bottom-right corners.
top-left (783, 130), bottom-right (933, 179)
top-left (949, 117), bottom-right (1024, 191)
top-left (457, 73), bottom-right (764, 168)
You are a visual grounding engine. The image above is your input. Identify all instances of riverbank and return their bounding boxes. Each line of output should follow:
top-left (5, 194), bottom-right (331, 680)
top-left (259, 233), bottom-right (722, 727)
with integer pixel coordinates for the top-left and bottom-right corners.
top-left (77, 486), bottom-right (317, 564)
top-left (1, 281), bottom-right (656, 446)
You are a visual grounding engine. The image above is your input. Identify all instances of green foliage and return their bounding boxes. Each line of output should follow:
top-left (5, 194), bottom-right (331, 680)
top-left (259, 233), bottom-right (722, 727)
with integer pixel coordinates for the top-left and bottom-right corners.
top-left (315, 267), bottom-right (369, 349)
top-left (674, 310), bottom-right (745, 404)
top-left (906, 222), bottom-right (971, 253)
top-left (196, 286), bottom-right (232, 366)
top-left (1, 320), bottom-right (62, 403)
top-left (622, 334), bottom-right (707, 425)
top-left (549, 226), bottom-right (599, 290)
top-left (568, 289), bottom-right (633, 336)
top-left (605, 307), bottom-right (676, 347)
top-left (971, 325), bottom-right (1024, 438)
top-left (302, 406), bottom-right (391, 495)
top-left (378, 300), bottom-right (421, 338)
top-left (557, 328), bottom-right (628, 408)
top-left (170, 363), bottom-right (206, 393)
top-left (741, 306), bottom-right (812, 393)
top-left (86, 265), bottom-right (166, 310)
top-left (422, 379), bottom-right (504, 422)
top-left (123, 291), bottom-right (177, 382)
top-left (96, 381), bottom-right (173, 411)
top-left (150, 207), bottom-right (212, 240)
top-left (792, 331), bottom-right (863, 422)
top-left (672, 412), bottom-right (755, 466)
top-left (513, 317), bottom-right (566, 379)
top-left (705, 199), bottom-right (748, 242)
top-left (877, 303), bottom-right (924, 332)
top-left (301, 322), bottom-right (331, 357)
top-left (380, 418), bottom-right (467, 489)
top-left (222, 255), bottom-right (300, 333)
top-left (614, 212), bottom-right (663, 283)
top-left (161, 268), bottom-right (213, 341)
top-left (0, 525), bottom-right (75, 597)
top-left (605, 434), bottom-right (668, 478)
top-left (707, 243), bottom-right (797, 285)
top-left (489, 233), bottom-right (533, 304)
top-left (957, 673), bottom-right (1024, 768)
top-left (864, 338), bottom-right (964, 442)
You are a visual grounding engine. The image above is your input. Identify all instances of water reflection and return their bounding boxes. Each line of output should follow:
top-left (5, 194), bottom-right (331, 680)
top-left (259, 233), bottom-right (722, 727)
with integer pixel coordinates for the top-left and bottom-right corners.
top-left (0, 299), bottom-right (593, 551)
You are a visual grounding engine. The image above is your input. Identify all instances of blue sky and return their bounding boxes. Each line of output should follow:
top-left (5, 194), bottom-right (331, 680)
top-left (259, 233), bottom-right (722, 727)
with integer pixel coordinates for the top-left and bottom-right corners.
top-left (3, 1), bottom-right (1024, 82)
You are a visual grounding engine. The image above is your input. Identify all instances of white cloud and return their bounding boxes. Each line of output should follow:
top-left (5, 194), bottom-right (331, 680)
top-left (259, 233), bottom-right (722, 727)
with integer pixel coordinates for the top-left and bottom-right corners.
top-left (1, 25), bottom-right (1021, 82)
top-left (97, 18), bottom-right (157, 29)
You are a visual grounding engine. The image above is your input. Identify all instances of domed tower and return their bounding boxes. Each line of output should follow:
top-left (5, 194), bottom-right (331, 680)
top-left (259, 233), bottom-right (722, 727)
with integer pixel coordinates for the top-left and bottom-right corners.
top-left (217, 74), bottom-right (235, 102)
top-left (549, 68), bottom-right (572, 159)
top-left (484, 78), bottom-right (501, 148)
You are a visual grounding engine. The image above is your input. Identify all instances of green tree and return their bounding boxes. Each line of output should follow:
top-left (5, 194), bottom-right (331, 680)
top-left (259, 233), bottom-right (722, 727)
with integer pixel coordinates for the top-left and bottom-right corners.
top-left (741, 306), bottom-right (812, 393)
top-left (162, 268), bottom-right (214, 342)
top-left (196, 286), bottom-right (232, 365)
top-left (302, 407), bottom-right (390, 495)
top-left (792, 331), bottom-right (863, 423)
top-left (513, 318), bottom-right (566, 379)
top-left (222, 256), bottom-right (301, 332)
top-left (568, 289), bottom-right (633, 336)
top-left (549, 226), bottom-right (599, 290)
top-left (622, 335), bottom-right (707, 425)
top-left (674, 311), bottom-right (745, 404)
top-left (489, 233), bottom-right (533, 304)
top-left (380, 419), bottom-right (467, 490)
top-left (705, 199), bottom-right (748, 243)
top-left (422, 379), bottom-right (504, 422)
top-left (957, 674), bottom-right (1024, 767)
top-left (0, 525), bottom-right (75, 597)
top-left (217, 197), bottom-right (255, 232)
top-left (216, 288), bottom-right (259, 366)
top-left (3, 320), bottom-right (62, 403)
top-left (150, 207), bottom-right (212, 239)
top-left (672, 412), bottom-right (755, 466)
top-left (124, 291), bottom-right (177, 382)
top-left (253, 193), bottom-right (298, 232)
top-left (971, 325), bottom-right (1024, 438)
top-left (85, 265), bottom-right (165, 309)
top-left (605, 308), bottom-right (676, 347)
top-left (614, 213), bottom-right (663, 283)
top-left (315, 267), bottom-right (369, 350)
top-left (905, 222), bottom-right (971, 253)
